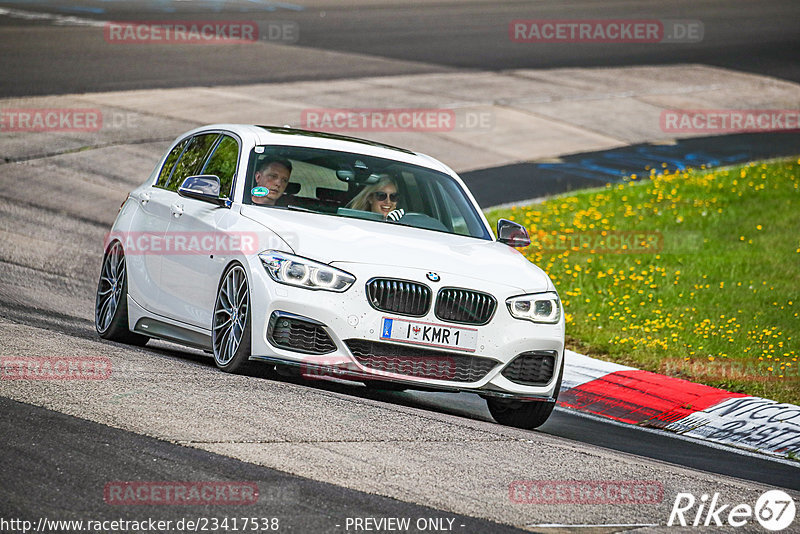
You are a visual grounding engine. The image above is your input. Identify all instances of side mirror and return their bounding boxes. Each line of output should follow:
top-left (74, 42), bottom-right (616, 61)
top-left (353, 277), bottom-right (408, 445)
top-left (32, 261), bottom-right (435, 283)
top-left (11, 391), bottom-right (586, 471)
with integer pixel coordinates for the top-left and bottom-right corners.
top-left (178, 175), bottom-right (230, 207)
top-left (497, 219), bottom-right (531, 248)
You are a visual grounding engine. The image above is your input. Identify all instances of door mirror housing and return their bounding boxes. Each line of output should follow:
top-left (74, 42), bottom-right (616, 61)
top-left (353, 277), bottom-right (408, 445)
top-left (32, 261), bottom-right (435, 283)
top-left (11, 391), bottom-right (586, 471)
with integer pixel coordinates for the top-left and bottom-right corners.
top-left (497, 219), bottom-right (531, 248)
top-left (178, 175), bottom-right (230, 207)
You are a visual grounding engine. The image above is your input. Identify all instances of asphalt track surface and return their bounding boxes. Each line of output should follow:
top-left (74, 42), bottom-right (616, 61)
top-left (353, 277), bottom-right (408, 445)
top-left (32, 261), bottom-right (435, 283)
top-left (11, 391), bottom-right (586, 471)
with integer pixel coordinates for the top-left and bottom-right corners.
top-left (1, 1), bottom-right (800, 532)
top-left (0, 0), bottom-right (798, 97)
top-left (463, 132), bottom-right (800, 207)
top-left (0, 397), bottom-right (527, 534)
top-left (0, 134), bottom-right (797, 529)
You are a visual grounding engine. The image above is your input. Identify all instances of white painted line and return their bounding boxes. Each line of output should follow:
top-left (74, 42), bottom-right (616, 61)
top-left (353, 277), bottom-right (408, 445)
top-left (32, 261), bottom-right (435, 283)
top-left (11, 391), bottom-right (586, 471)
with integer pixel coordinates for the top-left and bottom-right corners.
top-left (527, 523), bottom-right (660, 528)
top-left (0, 7), bottom-right (106, 27)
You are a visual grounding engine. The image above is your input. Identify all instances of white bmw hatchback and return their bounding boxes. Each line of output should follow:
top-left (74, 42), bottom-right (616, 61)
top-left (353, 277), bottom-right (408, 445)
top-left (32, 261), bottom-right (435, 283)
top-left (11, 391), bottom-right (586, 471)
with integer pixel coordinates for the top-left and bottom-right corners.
top-left (96, 124), bottom-right (565, 428)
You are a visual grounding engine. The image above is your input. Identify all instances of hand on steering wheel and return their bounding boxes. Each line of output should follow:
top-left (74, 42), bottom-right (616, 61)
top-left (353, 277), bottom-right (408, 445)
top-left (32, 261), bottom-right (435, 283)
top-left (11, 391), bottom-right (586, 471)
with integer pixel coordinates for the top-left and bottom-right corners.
top-left (386, 208), bottom-right (405, 222)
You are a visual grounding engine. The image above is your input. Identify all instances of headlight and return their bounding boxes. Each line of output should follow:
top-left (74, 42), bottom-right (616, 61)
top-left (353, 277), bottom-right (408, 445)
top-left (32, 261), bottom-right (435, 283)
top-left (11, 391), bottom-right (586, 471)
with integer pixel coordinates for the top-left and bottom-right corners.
top-left (258, 251), bottom-right (355, 292)
top-left (506, 292), bottom-right (561, 324)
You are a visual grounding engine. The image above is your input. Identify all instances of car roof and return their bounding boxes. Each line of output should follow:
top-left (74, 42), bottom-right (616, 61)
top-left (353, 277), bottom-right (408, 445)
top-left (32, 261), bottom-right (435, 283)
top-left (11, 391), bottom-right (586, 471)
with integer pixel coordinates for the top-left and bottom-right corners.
top-left (181, 124), bottom-right (451, 176)
top-left (255, 125), bottom-right (415, 155)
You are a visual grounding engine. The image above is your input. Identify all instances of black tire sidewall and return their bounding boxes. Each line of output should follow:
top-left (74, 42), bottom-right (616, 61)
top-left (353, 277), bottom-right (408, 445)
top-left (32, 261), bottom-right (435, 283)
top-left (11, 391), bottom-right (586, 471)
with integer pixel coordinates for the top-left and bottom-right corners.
top-left (95, 242), bottom-right (148, 346)
top-left (487, 355), bottom-right (564, 429)
top-left (213, 263), bottom-right (252, 373)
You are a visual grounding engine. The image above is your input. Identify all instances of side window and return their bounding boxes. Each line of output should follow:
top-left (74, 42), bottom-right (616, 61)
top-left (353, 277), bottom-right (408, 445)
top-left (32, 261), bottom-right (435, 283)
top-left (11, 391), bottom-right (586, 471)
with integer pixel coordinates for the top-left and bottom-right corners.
top-left (201, 135), bottom-right (239, 198)
top-left (155, 138), bottom-right (189, 188)
top-left (166, 133), bottom-right (220, 191)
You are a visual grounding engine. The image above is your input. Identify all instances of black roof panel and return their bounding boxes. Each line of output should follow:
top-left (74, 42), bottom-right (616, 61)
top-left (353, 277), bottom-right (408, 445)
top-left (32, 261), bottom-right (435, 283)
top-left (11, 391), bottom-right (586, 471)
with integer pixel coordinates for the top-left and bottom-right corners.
top-left (254, 125), bottom-right (415, 155)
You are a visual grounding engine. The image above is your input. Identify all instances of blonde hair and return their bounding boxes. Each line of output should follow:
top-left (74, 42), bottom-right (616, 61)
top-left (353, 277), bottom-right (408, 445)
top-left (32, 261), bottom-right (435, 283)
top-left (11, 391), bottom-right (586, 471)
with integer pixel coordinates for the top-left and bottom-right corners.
top-left (347, 176), bottom-right (398, 212)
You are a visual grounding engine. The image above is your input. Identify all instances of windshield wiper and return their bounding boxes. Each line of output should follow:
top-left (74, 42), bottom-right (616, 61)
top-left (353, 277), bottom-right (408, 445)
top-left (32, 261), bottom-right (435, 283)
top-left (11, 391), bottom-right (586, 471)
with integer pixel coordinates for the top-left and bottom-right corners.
top-left (284, 204), bottom-right (316, 213)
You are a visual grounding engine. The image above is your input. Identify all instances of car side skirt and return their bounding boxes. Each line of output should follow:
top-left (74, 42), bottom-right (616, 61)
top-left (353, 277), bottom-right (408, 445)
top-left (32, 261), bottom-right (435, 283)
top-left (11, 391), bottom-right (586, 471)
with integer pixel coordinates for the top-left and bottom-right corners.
top-left (128, 296), bottom-right (212, 350)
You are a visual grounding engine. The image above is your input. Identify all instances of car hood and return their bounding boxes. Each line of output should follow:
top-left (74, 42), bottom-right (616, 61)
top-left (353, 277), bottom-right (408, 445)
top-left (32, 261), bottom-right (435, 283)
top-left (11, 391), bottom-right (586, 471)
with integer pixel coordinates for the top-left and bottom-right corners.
top-left (240, 206), bottom-right (553, 293)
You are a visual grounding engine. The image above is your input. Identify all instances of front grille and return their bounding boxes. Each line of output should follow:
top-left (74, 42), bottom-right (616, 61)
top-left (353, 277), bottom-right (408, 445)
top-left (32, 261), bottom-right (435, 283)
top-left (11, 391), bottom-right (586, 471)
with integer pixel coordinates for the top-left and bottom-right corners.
top-left (366, 278), bottom-right (431, 317)
top-left (434, 288), bottom-right (497, 325)
top-left (345, 339), bottom-right (497, 383)
top-left (268, 313), bottom-right (336, 354)
top-left (501, 351), bottom-right (557, 386)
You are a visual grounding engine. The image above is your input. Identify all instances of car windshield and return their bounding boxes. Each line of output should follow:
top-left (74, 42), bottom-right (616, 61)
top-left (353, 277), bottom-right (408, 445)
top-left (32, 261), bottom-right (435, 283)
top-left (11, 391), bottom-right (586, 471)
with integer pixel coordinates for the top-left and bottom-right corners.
top-left (243, 145), bottom-right (491, 240)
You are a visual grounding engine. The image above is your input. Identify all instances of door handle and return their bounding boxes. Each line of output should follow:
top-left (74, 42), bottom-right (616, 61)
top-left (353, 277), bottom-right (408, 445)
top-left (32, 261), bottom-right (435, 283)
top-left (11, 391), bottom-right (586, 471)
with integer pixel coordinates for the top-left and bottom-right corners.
top-left (170, 203), bottom-right (184, 218)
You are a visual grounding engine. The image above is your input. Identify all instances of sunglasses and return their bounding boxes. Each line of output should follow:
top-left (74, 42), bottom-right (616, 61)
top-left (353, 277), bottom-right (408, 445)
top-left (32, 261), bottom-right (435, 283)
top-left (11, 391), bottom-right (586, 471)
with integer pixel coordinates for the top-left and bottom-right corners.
top-left (373, 191), bottom-right (399, 202)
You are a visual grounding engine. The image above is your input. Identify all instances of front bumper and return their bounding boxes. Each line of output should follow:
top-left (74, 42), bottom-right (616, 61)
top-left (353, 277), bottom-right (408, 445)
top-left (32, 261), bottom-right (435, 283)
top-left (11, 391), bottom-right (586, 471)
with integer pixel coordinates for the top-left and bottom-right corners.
top-left (246, 260), bottom-right (565, 400)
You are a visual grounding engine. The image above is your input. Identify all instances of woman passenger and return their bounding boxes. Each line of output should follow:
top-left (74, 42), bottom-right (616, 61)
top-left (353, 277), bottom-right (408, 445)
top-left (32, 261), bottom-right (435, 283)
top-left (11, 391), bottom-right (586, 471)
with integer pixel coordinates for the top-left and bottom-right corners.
top-left (347, 176), bottom-right (400, 219)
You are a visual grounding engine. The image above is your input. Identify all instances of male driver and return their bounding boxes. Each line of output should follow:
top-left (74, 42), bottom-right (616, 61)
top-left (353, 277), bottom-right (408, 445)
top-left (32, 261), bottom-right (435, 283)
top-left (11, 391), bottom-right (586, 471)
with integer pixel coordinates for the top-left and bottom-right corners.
top-left (252, 157), bottom-right (292, 206)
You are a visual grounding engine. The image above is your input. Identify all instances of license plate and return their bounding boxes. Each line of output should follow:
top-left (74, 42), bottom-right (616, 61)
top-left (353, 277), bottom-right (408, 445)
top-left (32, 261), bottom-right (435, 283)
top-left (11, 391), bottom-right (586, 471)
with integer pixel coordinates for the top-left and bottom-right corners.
top-left (380, 317), bottom-right (478, 352)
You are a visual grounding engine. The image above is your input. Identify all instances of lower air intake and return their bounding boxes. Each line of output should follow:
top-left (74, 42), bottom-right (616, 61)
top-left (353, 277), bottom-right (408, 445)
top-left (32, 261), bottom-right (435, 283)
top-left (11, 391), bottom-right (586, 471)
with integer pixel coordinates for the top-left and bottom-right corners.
top-left (501, 351), bottom-right (557, 386)
top-left (268, 313), bottom-right (336, 354)
top-left (345, 339), bottom-right (497, 383)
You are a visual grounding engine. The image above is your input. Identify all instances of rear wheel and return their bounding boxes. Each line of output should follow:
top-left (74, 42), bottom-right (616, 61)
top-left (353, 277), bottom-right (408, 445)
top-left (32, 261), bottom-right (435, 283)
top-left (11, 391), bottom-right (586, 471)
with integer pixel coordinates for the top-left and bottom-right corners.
top-left (213, 264), bottom-right (253, 374)
top-left (486, 360), bottom-right (563, 429)
top-left (95, 241), bottom-right (149, 346)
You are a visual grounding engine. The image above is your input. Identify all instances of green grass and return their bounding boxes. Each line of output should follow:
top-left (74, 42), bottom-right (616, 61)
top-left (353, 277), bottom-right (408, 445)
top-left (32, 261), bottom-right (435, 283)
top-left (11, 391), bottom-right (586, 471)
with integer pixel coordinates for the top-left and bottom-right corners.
top-left (485, 158), bottom-right (800, 405)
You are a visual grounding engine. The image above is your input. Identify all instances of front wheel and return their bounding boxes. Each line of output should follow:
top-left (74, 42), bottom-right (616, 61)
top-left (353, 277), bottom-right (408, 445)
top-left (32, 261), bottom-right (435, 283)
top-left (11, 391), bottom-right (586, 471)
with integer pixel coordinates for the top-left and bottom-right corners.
top-left (486, 360), bottom-right (563, 429)
top-left (486, 397), bottom-right (556, 429)
top-left (95, 241), bottom-right (149, 346)
top-left (212, 264), bottom-right (253, 374)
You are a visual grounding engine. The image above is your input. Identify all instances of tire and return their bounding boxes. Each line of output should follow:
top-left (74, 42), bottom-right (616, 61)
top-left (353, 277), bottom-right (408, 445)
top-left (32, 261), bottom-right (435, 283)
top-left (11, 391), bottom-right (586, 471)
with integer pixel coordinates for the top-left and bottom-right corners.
top-left (95, 241), bottom-right (149, 346)
top-left (212, 263), bottom-right (253, 374)
top-left (486, 359), bottom-right (563, 429)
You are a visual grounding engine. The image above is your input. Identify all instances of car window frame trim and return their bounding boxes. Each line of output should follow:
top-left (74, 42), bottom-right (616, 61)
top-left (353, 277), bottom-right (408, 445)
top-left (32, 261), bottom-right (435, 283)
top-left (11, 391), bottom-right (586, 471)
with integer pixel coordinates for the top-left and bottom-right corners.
top-left (199, 133), bottom-right (242, 201)
top-left (153, 129), bottom-right (242, 209)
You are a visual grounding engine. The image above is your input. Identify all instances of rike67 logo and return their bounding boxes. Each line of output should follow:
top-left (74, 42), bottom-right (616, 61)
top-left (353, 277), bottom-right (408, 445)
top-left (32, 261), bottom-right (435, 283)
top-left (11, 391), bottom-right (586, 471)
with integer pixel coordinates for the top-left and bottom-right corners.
top-left (668, 490), bottom-right (796, 531)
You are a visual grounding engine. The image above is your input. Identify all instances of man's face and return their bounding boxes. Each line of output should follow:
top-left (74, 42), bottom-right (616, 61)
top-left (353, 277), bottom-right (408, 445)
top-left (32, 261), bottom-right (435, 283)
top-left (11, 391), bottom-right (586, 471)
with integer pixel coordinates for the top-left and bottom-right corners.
top-left (254, 162), bottom-right (291, 204)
